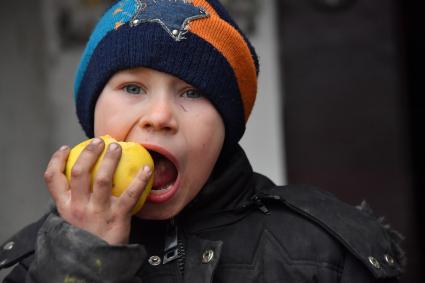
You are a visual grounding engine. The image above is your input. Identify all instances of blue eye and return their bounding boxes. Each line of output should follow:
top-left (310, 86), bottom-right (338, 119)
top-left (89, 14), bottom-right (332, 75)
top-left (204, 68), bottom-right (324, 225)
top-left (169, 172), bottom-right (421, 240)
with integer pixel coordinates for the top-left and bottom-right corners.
top-left (182, 89), bottom-right (202, 99)
top-left (123, 84), bottom-right (143, 95)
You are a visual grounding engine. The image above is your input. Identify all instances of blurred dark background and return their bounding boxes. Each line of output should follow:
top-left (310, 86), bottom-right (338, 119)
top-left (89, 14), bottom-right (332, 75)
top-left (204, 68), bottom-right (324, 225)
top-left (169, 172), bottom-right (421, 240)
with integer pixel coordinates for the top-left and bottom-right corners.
top-left (277, 0), bottom-right (423, 282)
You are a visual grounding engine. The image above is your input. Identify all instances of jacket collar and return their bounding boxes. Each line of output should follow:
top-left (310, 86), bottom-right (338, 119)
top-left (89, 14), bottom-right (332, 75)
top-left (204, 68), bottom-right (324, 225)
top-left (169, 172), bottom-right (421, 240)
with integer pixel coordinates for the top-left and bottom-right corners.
top-left (185, 146), bottom-right (254, 213)
top-left (177, 145), bottom-right (275, 233)
top-left (183, 144), bottom-right (255, 213)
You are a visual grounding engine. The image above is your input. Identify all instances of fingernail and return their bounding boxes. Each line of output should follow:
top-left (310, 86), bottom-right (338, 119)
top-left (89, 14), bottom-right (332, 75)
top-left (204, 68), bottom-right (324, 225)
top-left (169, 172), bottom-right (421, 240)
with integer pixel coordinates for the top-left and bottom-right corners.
top-left (109, 143), bottom-right (119, 151)
top-left (91, 138), bottom-right (102, 145)
top-left (143, 166), bottom-right (151, 175)
top-left (59, 145), bottom-right (69, 151)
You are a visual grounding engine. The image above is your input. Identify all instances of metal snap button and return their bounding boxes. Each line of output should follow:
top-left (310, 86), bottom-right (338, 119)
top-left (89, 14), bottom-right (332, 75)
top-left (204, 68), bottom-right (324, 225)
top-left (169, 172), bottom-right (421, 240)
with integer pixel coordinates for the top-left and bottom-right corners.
top-left (148, 255), bottom-right (161, 266)
top-left (384, 254), bottom-right (395, 266)
top-left (368, 256), bottom-right (381, 269)
top-left (3, 241), bottom-right (14, 251)
top-left (172, 30), bottom-right (179, 36)
top-left (202, 249), bottom-right (214, 264)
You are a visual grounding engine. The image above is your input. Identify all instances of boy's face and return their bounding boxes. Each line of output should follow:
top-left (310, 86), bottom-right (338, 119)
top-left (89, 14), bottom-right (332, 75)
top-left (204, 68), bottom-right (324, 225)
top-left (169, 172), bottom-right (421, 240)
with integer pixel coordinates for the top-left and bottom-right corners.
top-left (94, 67), bottom-right (225, 220)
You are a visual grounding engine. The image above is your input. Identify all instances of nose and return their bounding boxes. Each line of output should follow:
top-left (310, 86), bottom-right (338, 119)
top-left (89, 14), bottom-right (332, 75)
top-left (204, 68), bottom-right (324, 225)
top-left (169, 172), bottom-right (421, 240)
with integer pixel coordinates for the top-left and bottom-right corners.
top-left (137, 95), bottom-right (178, 134)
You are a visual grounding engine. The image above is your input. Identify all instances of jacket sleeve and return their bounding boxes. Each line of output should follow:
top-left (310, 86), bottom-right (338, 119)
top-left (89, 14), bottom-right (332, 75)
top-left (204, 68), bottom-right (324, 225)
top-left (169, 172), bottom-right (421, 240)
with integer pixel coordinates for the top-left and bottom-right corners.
top-left (10, 213), bottom-right (147, 283)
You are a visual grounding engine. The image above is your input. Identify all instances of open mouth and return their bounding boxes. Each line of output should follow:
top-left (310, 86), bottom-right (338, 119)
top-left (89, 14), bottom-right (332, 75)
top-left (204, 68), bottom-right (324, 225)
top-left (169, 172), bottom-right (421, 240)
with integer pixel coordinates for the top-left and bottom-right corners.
top-left (145, 147), bottom-right (179, 203)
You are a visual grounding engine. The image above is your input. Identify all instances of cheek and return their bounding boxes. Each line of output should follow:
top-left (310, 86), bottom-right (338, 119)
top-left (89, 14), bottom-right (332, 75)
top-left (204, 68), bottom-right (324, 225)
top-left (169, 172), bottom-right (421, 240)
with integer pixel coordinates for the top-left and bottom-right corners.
top-left (94, 104), bottom-right (113, 136)
top-left (184, 110), bottom-right (225, 183)
top-left (94, 94), bottom-right (132, 138)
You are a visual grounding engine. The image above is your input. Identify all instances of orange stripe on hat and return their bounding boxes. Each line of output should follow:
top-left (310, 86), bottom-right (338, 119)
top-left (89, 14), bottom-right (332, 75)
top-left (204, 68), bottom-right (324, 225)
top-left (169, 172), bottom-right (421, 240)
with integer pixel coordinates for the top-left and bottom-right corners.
top-left (190, 0), bottom-right (257, 121)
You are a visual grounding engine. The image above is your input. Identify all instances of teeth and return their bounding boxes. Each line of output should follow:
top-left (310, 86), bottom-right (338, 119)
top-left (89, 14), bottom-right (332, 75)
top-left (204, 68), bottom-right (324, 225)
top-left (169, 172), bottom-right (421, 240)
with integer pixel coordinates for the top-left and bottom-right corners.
top-left (152, 183), bottom-right (173, 192)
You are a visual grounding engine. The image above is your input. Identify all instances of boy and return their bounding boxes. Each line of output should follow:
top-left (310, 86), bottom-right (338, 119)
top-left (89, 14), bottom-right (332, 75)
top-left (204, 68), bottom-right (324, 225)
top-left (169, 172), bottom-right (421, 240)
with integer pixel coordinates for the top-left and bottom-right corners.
top-left (0, 0), bottom-right (404, 282)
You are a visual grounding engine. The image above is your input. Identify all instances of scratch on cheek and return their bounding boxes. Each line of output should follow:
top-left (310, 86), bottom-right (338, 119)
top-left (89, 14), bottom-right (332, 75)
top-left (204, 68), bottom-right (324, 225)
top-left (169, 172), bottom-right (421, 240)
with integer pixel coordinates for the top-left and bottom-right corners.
top-left (180, 104), bottom-right (188, 112)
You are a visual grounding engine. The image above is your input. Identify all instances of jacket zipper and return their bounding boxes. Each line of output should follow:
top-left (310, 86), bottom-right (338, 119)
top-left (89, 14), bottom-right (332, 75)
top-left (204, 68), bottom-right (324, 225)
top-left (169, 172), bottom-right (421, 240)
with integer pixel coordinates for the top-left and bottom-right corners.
top-left (177, 237), bottom-right (186, 275)
top-left (163, 218), bottom-right (186, 276)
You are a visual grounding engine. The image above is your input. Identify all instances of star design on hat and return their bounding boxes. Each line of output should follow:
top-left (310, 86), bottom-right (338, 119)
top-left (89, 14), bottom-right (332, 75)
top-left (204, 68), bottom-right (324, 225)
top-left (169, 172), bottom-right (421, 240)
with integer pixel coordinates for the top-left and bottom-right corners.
top-left (129, 0), bottom-right (209, 41)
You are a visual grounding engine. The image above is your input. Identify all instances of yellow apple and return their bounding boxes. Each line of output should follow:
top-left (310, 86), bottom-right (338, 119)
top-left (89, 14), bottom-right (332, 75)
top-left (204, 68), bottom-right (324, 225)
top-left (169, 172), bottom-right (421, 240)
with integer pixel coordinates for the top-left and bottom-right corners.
top-left (65, 135), bottom-right (154, 213)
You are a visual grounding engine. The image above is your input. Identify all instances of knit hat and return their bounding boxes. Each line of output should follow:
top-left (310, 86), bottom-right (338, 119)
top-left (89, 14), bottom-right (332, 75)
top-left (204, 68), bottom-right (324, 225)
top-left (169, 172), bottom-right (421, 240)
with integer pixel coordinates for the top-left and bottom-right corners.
top-left (74, 0), bottom-right (259, 146)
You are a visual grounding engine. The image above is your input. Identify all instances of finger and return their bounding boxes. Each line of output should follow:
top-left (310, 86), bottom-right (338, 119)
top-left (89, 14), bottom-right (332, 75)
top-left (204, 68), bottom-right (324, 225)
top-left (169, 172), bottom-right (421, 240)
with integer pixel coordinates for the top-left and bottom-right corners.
top-left (91, 143), bottom-right (122, 209)
top-left (44, 145), bottom-right (71, 204)
top-left (70, 137), bottom-right (104, 205)
top-left (116, 165), bottom-right (152, 214)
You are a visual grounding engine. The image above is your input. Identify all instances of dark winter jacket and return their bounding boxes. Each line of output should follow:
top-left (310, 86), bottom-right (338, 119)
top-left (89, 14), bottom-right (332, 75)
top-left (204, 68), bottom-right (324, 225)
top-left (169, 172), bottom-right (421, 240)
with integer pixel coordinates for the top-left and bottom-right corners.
top-left (0, 146), bottom-right (404, 282)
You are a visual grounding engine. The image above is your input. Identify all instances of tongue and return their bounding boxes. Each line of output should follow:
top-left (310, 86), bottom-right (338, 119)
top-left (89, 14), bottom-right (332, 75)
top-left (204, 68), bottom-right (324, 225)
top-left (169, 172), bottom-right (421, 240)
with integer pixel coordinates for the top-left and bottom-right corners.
top-left (153, 157), bottom-right (177, 189)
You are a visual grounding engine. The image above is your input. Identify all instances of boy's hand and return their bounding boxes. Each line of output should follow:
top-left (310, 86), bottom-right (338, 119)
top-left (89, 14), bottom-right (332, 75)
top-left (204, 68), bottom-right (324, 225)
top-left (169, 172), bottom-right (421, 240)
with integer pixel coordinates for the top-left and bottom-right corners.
top-left (43, 138), bottom-right (152, 245)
